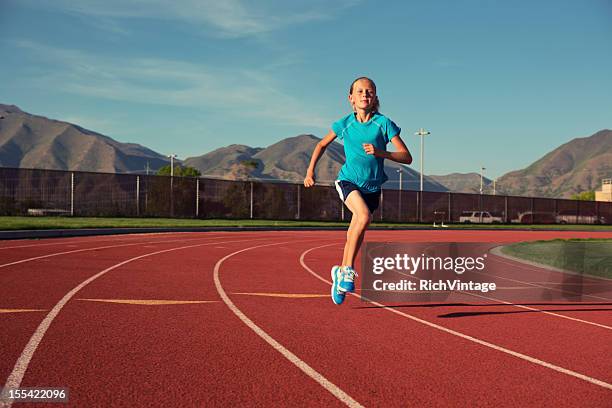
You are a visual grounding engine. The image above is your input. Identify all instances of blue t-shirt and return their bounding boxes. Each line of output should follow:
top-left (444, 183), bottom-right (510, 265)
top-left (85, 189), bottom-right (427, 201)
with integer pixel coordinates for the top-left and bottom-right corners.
top-left (332, 112), bottom-right (401, 193)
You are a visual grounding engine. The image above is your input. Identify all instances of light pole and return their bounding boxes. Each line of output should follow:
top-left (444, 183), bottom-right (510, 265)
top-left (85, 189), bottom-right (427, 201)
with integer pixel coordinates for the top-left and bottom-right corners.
top-left (480, 166), bottom-right (486, 194)
top-left (168, 154), bottom-right (177, 177)
top-left (415, 128), bottom-right (430, 192)
top-left (493, 178), bottom-right (497, 195)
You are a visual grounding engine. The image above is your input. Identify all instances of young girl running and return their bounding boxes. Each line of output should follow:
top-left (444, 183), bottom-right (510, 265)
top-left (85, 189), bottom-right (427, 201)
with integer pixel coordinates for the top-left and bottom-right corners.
top-left (304, 77), bottom-right (413, 305)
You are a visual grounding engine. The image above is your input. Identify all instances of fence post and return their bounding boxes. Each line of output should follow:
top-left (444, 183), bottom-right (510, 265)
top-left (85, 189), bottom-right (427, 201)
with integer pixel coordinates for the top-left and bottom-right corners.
top-left (296, 184), bottom-right (301, 220)
top-left (448, 192), bottom-right (452, 222)
top-left (417, 191), bottom-right (423, 222)
top-left (196, 178), bottom-right (200, 217)
top-left (504, 196), bottom-right (508, 223)
top-left (250, 181), bottom-right (254, 219)
top-left (397, 188), bottom-right (401, 221)
top-left (380, 189), bottom-right (384, 221)
top-left (416, 191), bottom-right (420, 223)
top-left (170, 176), bottom-right (174, 218)
top-left (136, 176), bottom-right (140, 216)
top-left (70, 172), bottom-right (74, 216)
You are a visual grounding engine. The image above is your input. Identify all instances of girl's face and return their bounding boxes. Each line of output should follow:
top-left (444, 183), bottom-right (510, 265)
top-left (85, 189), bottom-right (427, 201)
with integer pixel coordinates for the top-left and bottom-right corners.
top-left (349, 79), bottom-right (377, 111)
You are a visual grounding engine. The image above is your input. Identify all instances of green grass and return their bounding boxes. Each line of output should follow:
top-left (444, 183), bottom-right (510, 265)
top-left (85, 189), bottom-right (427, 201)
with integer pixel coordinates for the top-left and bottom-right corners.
top-left (0, 216), bottom-right (611, 231)
top-left (501, 239), bottom-right (612, 279)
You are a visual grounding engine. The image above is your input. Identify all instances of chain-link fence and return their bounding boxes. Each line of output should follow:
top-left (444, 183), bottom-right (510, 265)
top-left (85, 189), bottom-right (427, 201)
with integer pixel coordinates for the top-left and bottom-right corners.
top-left (0, 167), bottom-right (610, 225)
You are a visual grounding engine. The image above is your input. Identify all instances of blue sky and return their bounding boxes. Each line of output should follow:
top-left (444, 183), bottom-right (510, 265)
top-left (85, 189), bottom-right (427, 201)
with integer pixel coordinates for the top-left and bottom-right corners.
top-left (1, 0), bottom-right (611, 179)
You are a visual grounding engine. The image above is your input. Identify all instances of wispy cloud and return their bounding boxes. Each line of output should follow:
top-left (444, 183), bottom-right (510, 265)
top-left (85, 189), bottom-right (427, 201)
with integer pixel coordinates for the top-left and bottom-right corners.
top-left (27, 0), bottom-right (361, 38)
top-left (14, 40), bottom-right (329, 128)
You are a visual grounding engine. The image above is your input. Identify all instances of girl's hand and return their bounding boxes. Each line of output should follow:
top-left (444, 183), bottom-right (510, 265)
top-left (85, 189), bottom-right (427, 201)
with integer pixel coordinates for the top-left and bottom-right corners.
top-left (304, 174), bottom-right (315, 188)
top-left (363, 143), bottom-right (380, 156)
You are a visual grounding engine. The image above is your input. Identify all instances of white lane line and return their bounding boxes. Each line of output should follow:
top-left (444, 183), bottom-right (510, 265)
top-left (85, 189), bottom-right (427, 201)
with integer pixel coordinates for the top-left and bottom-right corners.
top-left (299, 243), bottom-right (612, 391)
top-left (460, 290), bottom-right (612, 330)
top-left (0, 232), bottom-right (233, 251)
top-left (526, 282), bottom-right (607, 285)
top-left (0, 237), bottom-right (269, 408)
top-left (416, 242), bottom-right (612, 329)
top-left (0, 235), bottom-right (235, 270)
top-left (478, 255), bottom-right (611, 302)
top-left (0, 239), bottom-right (125, 251)
top-left (213, 240), bottom-right (363, 408)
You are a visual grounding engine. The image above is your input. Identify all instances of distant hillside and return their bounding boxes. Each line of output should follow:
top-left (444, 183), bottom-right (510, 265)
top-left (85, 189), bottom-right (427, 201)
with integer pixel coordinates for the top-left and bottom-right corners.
top-left (428, 173), bottom-right (494, 194)
top-left (185, 134), bottom-right (448, 191)
top-left (184, 144), bottom-right (263, 178)
top-left (496, 129), bottom-right (612, 198)
top-left (0, 104), bottom-right (169, 173)
top-left (2, 103), bottom-right (609, 198)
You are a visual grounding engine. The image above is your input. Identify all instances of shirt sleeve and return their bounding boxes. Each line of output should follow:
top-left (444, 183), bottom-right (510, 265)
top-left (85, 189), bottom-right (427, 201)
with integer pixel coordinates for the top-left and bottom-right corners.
top-left (385, 118), bottom-right (401, 143)
top-left (331, 118), bottom-right (346, 140)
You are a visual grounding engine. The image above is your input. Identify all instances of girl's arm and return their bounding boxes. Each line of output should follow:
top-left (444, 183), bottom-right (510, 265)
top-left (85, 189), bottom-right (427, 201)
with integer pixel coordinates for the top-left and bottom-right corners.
top-left (304, 130), bottom-right (337, 187)
top-left (363, 134), bottom-right (412, 164)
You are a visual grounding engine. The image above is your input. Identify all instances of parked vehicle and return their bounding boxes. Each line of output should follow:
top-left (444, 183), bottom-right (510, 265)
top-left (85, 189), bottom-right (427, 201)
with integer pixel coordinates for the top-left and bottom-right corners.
top-left (555, 211), bottom-right (605, 225)
top-left (511, 211), bottom-right (557, 224)
top-left (459, 211), bottom-right (503, 224)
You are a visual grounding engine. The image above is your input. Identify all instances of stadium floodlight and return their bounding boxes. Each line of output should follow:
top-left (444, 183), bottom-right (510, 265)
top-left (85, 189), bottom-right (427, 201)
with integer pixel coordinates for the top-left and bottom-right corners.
top-left (414, 128), bottom-right (431, 191)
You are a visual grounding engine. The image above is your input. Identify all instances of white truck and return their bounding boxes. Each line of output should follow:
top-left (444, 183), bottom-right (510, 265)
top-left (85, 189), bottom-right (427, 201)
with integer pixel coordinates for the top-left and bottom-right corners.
top-left (459, 211), bottom-right (503, 224)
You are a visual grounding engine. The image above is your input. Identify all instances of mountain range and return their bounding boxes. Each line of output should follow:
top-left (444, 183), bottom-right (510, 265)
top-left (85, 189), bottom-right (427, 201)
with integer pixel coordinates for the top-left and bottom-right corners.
top-left (1, 103), bottom-right (610, 198)
top-left (427, 173), bottom-right (494, 195)
top-left (496, 129), bottom-right (611, 198)
top-left (0, 104), bottom-right (168, 173)
top-left (183, 135), bottom-right (447, 191)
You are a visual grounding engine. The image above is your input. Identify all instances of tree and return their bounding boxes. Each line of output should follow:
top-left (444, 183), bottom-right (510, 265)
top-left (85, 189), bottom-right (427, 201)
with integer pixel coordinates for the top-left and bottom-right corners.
top-left (570, 191), bottom-right (595, 201)
top-left (229, 159), bottom-right (260, 180)
top-left (156, 165), bottom-right (201, 177)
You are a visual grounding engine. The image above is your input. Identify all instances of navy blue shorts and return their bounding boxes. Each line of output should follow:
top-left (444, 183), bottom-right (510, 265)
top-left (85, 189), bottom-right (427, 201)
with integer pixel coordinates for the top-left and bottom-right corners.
top-left (334, 180), bottom-right (381, 214)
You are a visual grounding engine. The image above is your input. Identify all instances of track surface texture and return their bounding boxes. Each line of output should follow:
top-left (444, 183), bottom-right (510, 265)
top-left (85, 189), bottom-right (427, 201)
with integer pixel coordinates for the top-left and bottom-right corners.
top-left (1, 230), bottom-right (611, 407)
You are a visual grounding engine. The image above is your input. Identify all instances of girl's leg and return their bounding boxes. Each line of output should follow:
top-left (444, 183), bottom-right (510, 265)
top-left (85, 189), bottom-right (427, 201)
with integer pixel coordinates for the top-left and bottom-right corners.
top-left (342, 190), bottom-right (373, 268)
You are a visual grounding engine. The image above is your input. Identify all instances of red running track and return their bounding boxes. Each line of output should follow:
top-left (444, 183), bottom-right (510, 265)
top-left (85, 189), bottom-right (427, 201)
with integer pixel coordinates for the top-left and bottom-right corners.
top-left (0, 230), bottom-right (611, 407)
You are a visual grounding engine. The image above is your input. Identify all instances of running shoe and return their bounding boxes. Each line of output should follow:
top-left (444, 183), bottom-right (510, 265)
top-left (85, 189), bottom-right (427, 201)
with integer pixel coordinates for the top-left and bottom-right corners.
top-left (338, 266), bottom-right (357, 293)
top-left (330, 265), bottom-right (346, 305)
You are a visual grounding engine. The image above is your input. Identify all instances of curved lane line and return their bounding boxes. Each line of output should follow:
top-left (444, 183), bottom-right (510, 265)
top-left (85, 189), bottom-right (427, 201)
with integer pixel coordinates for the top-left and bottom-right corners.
top-left (0, 235), bottom-right (240, 270)
top-left (0, 237), bottom-right (269, 408)
top-left (478, 257), bottom-right (611, 302)
top-left (0, 232), bottom-right (232, 251)
top-left (408, 243), bottom-right (612, 330)
top-left (369, 242), bottom-right (612, 329)
top-left (299, 243), bottom-right (612, 391)
top-left (460, 290), bottom-right (612, 330)
top-left (213, 240), bottom-right (363, 408)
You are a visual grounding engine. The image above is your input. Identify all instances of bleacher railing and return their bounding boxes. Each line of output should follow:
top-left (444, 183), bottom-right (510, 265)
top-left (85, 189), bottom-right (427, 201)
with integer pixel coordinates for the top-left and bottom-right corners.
top-left (0, 167), bottom-right (610, 225)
